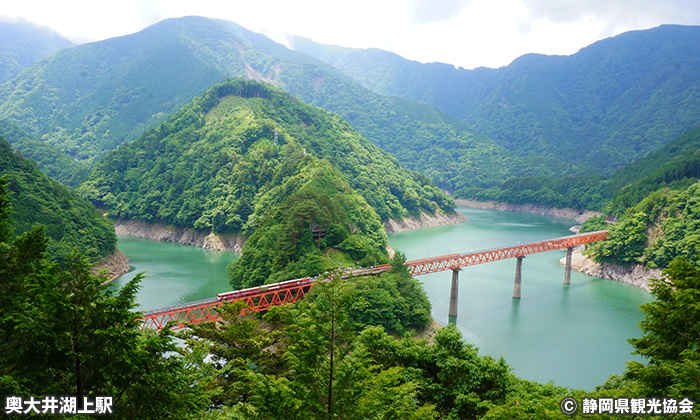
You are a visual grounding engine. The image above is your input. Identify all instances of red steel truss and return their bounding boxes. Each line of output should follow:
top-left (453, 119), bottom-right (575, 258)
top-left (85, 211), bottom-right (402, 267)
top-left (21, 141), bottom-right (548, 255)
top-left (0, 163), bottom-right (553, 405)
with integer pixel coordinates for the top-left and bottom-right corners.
top-left (140, 230), bottom-right (607, 330)
top-left (405, 230), bottom-right (609, 276)
top-left (140, 283), bottom-right (314, 331)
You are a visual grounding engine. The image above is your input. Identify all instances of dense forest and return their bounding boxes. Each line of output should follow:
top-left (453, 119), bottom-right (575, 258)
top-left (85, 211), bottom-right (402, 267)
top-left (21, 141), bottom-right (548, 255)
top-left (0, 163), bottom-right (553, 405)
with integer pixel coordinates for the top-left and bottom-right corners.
top-left (77, 79), bottom-right (461, 282)
top-left (295, 25), bottom-right (700, 173)
top-left (0, 135), bottom-right (114, 259)
top-left (0, 16), bottom-right (568, 192)
top-left (3, 177), bottom-right (698, 418)
top-left (0, 19), bottom-right (73, 83)
top-left (78, 79), bottom-right (454, 225)
top-left (2, 14), bottom-right (700, 419)
top-left (457, 123), bottom-right (700, 215)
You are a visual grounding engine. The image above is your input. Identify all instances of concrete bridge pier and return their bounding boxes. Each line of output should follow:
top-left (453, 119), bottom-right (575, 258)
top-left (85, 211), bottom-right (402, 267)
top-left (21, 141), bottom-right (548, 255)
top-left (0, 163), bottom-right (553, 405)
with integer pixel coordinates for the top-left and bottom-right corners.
top-left (513, 256), bottom-right (525, 299)
top-left (563, 247), bottom-right (573, 285)
top-left (448, 268), bottom-right (461, 324)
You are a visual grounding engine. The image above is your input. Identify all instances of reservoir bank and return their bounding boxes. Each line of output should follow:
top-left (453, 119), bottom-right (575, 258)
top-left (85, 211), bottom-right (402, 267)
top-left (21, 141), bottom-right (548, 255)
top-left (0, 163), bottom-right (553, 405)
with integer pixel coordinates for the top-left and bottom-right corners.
top-left (112, 205), bottom-right (652, 390)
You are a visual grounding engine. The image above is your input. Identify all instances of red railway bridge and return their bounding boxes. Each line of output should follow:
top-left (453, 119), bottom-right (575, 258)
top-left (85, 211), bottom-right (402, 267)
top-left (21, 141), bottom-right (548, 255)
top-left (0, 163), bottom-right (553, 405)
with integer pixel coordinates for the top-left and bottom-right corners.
top-left (140, 230), bottom-right (608, 330)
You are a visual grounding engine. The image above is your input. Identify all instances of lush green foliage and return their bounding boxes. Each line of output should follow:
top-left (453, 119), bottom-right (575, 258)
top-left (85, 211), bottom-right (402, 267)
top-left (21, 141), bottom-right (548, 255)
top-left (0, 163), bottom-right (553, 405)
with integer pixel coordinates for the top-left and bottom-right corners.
top-left (626, 257), bottom-right (700, 403)
top-left (606, 130), bottom-right (700, 215)
top-left (588, 211), bottom-right (649, 265)
top-left (458, 124), bottom-right (700, 216)
top-left (456, 174), bottom-right (609, 211)
top-left (579, 215), bottom-right (609, 233)
top-left (185, 275), bottom-right (437, 419)
top-left (226, 158), bottom-right (388, 289)
top-left (79, 79), bottom-right (453, 233)
top-left (0, 118), bottom-right (89, 187)
top-left (0, 135), bottom-right (115, 259)
top-left (296, 26), bottom-right (700, 174)
top-left (347, 252), bottom-right (431, 335)
top-left (587, 180), bottom-right (700, 269)
top-left (360, 324), bottom-right (513, 419)
top-left (0, 181), bottom-right (212, 419)
top-left (0, 16), bottom-right (568, 193)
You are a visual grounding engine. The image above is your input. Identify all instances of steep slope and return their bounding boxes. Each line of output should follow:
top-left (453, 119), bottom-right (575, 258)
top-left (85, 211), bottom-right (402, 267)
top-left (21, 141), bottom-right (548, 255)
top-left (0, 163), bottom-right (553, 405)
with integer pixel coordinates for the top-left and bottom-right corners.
top-left (0, 16), bottom-right (564, 191)
top-left (0, 18), bottom-right (74, 83)
top-left (0, 135), bottom-right (115, 259)
top-left (458, 123), bottom-right (700, 214)
top-left (294, 25), bottom-right (700, 172)
top-left (0, 118), bottom-right (88, 187)
top-left (585, 180), bottom-right (700, 270)
top-left (78, 79), bottom-right (454, 225)
top-left (79, 79), bottom-right (457, 285)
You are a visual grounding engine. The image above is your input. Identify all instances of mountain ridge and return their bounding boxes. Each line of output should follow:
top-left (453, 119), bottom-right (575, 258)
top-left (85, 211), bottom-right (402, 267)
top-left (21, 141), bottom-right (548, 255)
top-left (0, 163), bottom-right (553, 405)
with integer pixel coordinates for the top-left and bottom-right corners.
top-left (0, 16), bottom-right (567, 192)
top-left (292, 24), bottom-right (700, 172)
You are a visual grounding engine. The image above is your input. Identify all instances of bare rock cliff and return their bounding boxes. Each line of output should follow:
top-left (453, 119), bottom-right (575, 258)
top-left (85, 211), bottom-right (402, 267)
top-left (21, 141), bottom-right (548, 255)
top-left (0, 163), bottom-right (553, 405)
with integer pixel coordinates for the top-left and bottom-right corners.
top-left (560, 246), bottom-right (662, 292)
top-left (113, 219), bottom-right (246, 252)
top-left (384, 210), bottom-right (467, 234)
top-left (95, 248), bottom-right (131, 280)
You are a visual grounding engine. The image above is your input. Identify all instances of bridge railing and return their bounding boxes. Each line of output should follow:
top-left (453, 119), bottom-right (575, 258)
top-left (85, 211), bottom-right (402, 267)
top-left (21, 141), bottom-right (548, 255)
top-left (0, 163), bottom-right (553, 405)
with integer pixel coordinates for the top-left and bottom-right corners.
top-left (139, 230), bottom-right (608, 330)
top-left (406, 230), bottom-right (608, 276)
top-left (140, 282), bottom-right (315, 330)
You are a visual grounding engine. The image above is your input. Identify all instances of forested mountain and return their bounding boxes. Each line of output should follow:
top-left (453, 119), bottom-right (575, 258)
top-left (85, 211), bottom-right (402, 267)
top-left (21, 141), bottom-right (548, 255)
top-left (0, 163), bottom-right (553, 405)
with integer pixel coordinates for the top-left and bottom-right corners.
top-left (0, 18), bottom-right (73, 84)
top-left (78, 79), bottom-right (459, 285)
top-left (0, 119), bottom-right (88, 187)
top-left (293, 25), bottom-right (700, 173)
top-left (0, 16), bottom-right (564, 192)
top-left (460, 123), bottom-right (700, 215)
top-left (0, 135), bottom-right (115, 259)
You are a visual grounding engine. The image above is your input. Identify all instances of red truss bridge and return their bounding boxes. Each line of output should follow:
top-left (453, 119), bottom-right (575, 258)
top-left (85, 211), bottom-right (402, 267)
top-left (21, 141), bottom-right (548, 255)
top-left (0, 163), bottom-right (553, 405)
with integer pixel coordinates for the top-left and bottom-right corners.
top-left (140, 230), bottom-right (608, 330)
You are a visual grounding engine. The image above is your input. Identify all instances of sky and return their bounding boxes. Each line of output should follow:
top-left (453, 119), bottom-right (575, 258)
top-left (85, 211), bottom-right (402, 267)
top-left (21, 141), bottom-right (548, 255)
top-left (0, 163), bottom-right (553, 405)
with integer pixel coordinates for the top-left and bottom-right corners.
top-left (2, 0), bottom-right (700, 69)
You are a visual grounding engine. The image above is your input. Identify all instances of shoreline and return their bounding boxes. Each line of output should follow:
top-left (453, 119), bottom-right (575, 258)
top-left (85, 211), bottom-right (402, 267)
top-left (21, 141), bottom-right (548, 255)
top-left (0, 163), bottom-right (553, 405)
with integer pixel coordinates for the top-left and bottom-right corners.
top-left (113, 209), bottom-right (469, 252)
top-left (454, 199), bottom-right (603, 224)
top-left (457, 199), bottom-right (658, 293)
top-left (113, 219), bottom-right (247, 252)
top-left (384, 209), bottom-right (468, 234)
top-left (558, 246), bottom-right (661, 293)
top-left (94, 248), bottom-right (131, 281)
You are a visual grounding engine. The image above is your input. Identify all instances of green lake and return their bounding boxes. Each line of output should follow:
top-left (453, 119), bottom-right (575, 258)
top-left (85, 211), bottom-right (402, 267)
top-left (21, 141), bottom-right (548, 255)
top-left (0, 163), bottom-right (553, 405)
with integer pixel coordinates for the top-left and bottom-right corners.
top-left (113, 206), bottom-right (653, 390)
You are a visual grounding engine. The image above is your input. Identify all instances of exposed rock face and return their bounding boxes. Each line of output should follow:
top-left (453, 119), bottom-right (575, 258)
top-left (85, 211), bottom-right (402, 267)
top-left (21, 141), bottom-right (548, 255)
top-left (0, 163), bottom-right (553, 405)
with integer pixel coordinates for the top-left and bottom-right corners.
top-left (384, 210), bottom-right (468, 234)
top-left (113, 219), bottom-right (246, 252)
top-left (113, 210), bottom-right (466, 256)
top-left (455, 199), bottom-right (603, 224)
top-left (559, 246), bottom-right (663, 292)
top-left (95, 248), bottom-right (131, 280)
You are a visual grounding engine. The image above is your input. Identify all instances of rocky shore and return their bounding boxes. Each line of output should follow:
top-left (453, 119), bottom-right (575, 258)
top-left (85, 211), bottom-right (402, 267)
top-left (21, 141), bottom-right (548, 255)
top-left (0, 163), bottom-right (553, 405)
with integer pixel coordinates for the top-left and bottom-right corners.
top-left (559, 246), bottom-right (663, 292)
top-left (455, 199), bottom-right (603, 224)
top-left (114, 208), bottom-right (468, 253)
top-left (384, 210), bottom-right (468, 234)
top-left (113, 219), bottom-right (246, 252)
top-left (456, 199), bottom-right (659, 293)
top-left (95, 248), bottom-right (131, 281)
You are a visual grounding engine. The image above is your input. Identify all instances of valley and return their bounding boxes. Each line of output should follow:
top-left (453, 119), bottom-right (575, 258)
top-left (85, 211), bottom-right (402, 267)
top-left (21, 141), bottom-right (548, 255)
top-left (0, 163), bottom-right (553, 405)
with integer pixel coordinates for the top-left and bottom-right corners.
top-left (2, 12), bottom-right (700, 419)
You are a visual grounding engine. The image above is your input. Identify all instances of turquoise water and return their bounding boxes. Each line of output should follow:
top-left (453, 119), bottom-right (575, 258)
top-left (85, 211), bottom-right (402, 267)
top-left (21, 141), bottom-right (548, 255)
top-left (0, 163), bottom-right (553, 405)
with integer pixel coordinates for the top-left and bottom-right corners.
top-left (388, 207), bottom-right (653, 390)
top-left (114, 206), bottom-right (653, 390)
top-left (110, 235), bottom-right (238, 312)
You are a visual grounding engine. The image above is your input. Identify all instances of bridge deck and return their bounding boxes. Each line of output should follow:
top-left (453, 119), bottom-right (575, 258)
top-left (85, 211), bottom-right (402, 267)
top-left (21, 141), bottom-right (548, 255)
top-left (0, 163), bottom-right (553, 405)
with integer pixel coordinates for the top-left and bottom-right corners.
top-left (140, 230), bottom-right (608, 330)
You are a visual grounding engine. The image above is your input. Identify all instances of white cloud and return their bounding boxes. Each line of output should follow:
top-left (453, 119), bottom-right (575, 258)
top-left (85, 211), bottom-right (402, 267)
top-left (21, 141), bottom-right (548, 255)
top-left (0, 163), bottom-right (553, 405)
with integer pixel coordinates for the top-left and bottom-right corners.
top-left (1, 0), bottom-right (698, 69)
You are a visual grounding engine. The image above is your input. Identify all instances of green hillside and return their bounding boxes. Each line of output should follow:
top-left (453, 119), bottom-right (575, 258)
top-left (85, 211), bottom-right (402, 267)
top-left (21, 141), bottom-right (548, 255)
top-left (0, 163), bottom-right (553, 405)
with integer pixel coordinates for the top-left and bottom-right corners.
top-left (0, 118), bottom-right (89, 186)
top-left (294, 25), bottom-right (700, 173)
top-left (79, 79), bottom-right (455, 284)
top-left (0, 16), bottom-right (565, 192)
top-left (584, 179), bottom-right (700, 269)
top-left (458, 123), bottom-right (700, 214)
top-left (0, 18), bottom-right (73, 83)
top-left (0, 135), bottom-right (115, 259)
top-left (78, 79), bottom-right (453, 223)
